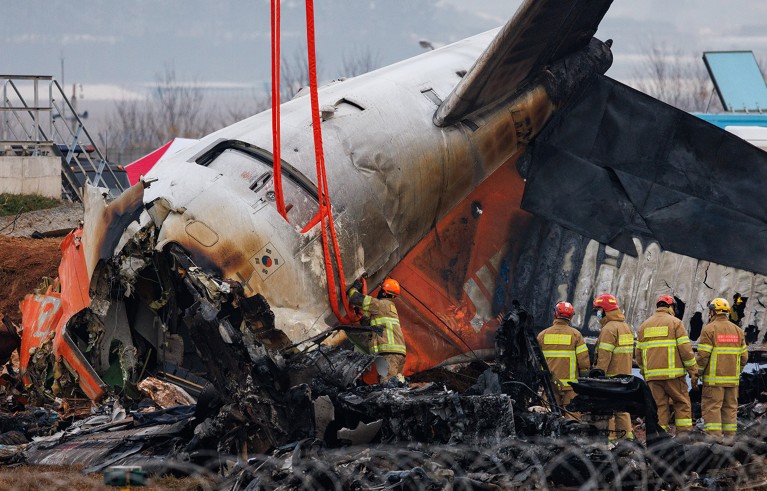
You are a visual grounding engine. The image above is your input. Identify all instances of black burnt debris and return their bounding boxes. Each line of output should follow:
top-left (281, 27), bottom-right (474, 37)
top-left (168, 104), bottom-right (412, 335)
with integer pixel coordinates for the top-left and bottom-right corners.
top-left (4, 306), bottom-right (767, 489)
top-left (10, 187), bottom-right (767, 489)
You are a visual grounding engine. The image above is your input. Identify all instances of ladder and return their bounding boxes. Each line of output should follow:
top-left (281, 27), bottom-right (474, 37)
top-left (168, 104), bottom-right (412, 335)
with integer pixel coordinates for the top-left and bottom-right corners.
top-left (1, 75), bottom-right (126, 201)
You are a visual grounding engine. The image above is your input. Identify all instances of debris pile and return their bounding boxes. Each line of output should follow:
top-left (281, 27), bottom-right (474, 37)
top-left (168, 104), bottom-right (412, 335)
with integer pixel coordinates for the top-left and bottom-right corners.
top-left (5, 190), bottom-right (767, 488)
top-left (0, 308), bottom-right (766, 489)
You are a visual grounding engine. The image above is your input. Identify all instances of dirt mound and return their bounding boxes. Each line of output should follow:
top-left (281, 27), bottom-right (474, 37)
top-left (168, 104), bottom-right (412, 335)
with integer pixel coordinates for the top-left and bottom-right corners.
top-left (0, 235), bottom-right (62, 327)
top-left (0, 202), bottom-right (81, 328)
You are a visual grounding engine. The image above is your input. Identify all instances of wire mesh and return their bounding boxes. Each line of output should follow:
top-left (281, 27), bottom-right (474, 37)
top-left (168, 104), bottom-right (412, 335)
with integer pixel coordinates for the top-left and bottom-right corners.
top-left (147, 424), bottom-right (767, 490)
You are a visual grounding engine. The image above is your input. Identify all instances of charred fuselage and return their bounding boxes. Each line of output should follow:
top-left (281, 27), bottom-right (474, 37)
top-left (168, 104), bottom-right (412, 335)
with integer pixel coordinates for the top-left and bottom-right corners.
top-left (20, 7), bottom-right (614, 400)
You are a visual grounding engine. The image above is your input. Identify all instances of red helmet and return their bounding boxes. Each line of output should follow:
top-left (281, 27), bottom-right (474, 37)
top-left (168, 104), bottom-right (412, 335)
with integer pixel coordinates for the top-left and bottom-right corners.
top-left (554, 301), bottom-right (575, 320)
top-left (593, 293), bottom-right (619, 311)
top-left (381, 278), bottom-right (400, 296)
top-left (656, 295), bottom-right (675, 306)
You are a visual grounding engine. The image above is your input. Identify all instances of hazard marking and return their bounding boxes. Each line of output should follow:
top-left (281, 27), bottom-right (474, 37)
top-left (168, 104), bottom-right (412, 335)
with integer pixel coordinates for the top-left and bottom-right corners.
top-left (249, 242), bottom-right (284, 281)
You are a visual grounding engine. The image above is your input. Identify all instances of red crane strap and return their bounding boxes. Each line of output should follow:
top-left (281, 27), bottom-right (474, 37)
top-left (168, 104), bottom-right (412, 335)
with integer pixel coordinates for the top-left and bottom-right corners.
top-left (270, 0), bottom-right (287, 220)
top-left (300, 0), bottom-right (358, 324)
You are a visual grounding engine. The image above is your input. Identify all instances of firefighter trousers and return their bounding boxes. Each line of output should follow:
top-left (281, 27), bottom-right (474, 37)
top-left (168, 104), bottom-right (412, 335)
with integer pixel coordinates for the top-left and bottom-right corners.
top-left (379, 353), bottom-right (406, 384)
top-left (702, 385), bottom-right (739, 438)
top-left (608, 412), bottom-right (634, 440)
top-left (554, 388), bottom-right (576, 407)
top-left (553, 388), bottom-right (579, 419)
top-left (648, 377), bottom-right (693, 432)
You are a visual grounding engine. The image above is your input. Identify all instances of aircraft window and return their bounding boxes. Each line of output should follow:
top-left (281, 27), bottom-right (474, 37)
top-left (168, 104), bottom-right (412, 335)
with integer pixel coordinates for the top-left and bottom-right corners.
top-left (204, 147), bottom-right (319, 225)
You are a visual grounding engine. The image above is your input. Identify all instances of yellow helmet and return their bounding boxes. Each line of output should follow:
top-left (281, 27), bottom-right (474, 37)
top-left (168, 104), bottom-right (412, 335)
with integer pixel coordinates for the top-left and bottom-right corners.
top-left (709, 298), bottom-right (731, 314)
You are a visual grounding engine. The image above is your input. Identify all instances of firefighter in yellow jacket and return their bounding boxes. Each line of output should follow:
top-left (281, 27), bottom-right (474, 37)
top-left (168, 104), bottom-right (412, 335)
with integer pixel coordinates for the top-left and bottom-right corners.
top-left (696, 298), bottom-right (748, 440)
top-left (593, 293), bottom-right (635, 440)
top-left (346, 278), bottom-right (407, 383)
top-left (537, 301), bottom-right (590, 412)
top-left (636, 295), bottom-right (697, 433)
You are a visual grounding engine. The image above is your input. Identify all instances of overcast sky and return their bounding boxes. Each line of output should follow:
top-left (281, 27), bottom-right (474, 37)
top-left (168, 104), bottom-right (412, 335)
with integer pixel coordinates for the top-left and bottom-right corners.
top-left (3, 1), bottom-right (767, 100)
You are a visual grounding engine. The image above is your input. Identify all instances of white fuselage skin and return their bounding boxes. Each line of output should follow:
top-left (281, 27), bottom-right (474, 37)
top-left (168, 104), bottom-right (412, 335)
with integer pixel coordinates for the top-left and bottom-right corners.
top-left (139, 28), bottom-right (553, 341)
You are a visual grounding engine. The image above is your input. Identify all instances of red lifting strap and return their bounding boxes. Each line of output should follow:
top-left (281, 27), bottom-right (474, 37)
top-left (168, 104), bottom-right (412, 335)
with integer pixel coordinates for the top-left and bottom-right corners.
top-left (288, 0), bottom-right (358, 324)
top-left (270, 0), bottom-right (287, 220)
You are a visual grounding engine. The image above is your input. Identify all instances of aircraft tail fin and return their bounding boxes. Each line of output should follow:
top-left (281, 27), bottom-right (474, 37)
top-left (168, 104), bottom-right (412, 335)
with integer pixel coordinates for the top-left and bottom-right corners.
top-left (434, 0), bottom-right (613, 127)
top-left (520, 74), bottom-right (767, 275)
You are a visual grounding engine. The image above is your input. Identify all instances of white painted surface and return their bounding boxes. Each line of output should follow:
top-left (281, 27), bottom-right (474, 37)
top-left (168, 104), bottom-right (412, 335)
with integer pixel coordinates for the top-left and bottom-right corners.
top-left (0, 156), bottom-right (61, 198)
top-left (726, 126), bottom-right (767, 151)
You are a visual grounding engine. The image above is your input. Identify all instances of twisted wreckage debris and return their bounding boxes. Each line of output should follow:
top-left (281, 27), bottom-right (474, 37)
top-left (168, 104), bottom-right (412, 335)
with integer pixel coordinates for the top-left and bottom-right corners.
top-left (3, 186), bottom-right (767, 488)
top-left (4, 301), bottom-right (767, 488)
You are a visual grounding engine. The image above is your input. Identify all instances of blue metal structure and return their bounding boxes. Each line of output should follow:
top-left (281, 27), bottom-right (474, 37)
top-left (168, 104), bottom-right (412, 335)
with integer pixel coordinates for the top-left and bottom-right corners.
top-left (703, 51), bottom-right (767, 112)
top-left (692, 113), bottom-right (767, 129)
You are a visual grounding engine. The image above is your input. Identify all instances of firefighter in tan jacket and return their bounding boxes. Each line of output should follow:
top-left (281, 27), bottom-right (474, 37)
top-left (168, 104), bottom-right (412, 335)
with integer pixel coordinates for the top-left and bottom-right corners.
top-left (696, 298), bottom-right (748, 440)
top-left (537, 301), bottom-right (590, 412)
top-left (322, 278), bottom-right (407, 383)
top-left (636, 295), bottom-right (697, 433)
top-left (593, 293), bottom-right (635, 440)
top-left (348, 278), bottom-right (407, 383)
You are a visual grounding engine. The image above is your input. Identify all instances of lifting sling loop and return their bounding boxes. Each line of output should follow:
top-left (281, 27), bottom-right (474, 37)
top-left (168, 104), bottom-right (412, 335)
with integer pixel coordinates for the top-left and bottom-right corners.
top-left (270, 0), bottom-right (287, 219)
top-left (270, 0), bottom-right (359, 324)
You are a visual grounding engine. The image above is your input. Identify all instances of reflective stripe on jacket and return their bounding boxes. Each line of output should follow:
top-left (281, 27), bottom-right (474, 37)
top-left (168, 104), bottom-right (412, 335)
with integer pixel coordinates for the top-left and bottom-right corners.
top-left (349, 288), bottom-right (406, 355)
top-left (595, 309), bottom-right (634, 376)
top-left (537, 319), bottom-right (590, 390)
top-left (696, 315), bottom-right (747, 387)
top-left (636, 306), bottom-right (697, 381)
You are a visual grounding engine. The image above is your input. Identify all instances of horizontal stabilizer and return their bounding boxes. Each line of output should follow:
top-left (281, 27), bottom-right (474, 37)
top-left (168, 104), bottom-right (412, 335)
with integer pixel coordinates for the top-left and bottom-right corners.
top-left (521, 74), bottom-right (767, 274)
top-left (434, 0), bottom-right (613, 126)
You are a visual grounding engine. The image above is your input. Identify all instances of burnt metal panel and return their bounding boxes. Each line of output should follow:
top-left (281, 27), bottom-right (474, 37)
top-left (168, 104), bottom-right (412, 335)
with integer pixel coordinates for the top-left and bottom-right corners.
top-left (435, 0), bottom-right (613, 126)
top-left (521, 74), bottom-right (767, 275)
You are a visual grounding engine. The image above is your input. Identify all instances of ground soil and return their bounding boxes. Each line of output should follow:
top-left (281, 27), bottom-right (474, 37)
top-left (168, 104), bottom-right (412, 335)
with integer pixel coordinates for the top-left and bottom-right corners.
top-left (0, 236), bottom-right (62, 328)
top-left (0, 203), bottom-right (82, 328)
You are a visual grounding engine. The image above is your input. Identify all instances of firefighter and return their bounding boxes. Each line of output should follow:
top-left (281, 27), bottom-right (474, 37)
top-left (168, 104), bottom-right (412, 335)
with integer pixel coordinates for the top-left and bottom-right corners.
top-left (344, 277), bottom-right (407, 383)
top-left (636, 295), bottom-right (697, 434)
top-left (537, 301), bottom-right (590, 415)
top-left (593, 293), bottom-right (635, 440)
top-left (696, 298), bottom-right (748, 441)
top-left (729, 293), bottom-right (747, 326)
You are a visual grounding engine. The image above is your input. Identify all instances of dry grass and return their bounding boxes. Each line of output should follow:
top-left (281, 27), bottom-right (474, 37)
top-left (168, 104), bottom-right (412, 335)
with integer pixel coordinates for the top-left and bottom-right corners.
top-left (0, 194), bottom-right (60, 217)
top-left (0, 465), bottom-right (218, 491)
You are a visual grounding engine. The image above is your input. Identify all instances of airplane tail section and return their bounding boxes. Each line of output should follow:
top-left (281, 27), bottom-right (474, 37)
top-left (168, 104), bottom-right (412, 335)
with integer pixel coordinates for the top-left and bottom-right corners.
top-left (520, 74), bottom-right (767, 275)
top-left (434, 0), bottom-right (613, 126)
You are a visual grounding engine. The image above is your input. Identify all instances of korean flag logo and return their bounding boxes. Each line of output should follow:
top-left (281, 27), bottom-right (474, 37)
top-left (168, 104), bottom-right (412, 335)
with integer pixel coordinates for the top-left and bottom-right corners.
top-left (250, 242), bottom-right (284, 280)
